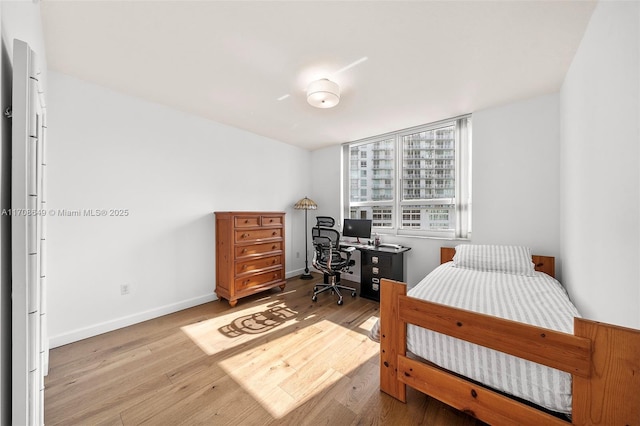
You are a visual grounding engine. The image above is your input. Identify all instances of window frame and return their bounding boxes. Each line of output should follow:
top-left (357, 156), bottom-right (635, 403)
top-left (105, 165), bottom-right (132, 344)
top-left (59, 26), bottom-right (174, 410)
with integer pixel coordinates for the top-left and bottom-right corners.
top-left (342, 115), bottom-right (472, 239)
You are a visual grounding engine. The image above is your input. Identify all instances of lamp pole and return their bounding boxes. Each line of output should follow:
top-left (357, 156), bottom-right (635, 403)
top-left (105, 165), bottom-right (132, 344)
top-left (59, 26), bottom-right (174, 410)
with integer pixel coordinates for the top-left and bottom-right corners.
top-left (294, 196), bottom-right (317, 280)
top-left (301, 207), bottom-right (313, 279)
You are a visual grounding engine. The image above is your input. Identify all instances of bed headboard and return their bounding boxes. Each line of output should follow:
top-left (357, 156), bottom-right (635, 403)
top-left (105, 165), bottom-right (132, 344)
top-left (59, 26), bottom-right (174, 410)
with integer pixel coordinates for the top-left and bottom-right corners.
top-left (440, 247), bottom-right (555, 278)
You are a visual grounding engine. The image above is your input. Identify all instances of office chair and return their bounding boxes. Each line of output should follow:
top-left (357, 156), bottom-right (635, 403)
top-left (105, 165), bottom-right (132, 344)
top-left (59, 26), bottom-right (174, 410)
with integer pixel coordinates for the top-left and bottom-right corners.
top-left (311, 216), bottom-right (357, 305)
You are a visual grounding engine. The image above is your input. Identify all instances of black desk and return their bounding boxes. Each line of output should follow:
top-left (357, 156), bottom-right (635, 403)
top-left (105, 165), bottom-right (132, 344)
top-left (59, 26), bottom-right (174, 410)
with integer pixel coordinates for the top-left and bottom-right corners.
top-left (340, 242), bottom-right (411, 302)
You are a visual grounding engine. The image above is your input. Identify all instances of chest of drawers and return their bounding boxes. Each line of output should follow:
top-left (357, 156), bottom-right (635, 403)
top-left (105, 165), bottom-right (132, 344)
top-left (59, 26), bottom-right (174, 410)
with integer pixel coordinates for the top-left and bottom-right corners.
top-left (215, 211), bottom-right (286, 307)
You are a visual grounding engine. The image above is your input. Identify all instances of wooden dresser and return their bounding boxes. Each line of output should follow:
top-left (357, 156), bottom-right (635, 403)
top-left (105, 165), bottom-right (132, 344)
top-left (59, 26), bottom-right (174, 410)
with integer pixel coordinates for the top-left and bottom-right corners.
top-left (215, 211), bottom-right (286, 307)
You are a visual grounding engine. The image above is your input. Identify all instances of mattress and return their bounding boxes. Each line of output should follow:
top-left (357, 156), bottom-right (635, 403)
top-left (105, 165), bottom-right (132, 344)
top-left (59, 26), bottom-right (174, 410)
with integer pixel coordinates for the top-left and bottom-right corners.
top-left (374, 261), bottom-right (581, 414)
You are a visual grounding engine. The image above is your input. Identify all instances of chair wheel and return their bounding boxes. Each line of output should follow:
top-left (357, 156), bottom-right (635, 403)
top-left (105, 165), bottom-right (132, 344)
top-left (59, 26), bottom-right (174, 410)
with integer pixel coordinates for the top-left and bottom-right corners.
top-left (312, 295), bottom-right (317, 302)
top-left (337, 299), bottom-right (343, 306)
top-left (351, 292), bottom-right (357, 297)
top-left (313, 286), bottom-right (318, 292)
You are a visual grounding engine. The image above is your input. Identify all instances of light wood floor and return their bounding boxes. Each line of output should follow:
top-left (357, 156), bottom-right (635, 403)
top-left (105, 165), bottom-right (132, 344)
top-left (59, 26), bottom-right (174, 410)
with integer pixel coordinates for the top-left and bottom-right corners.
top-left (45, 275), bottom-right (484, 425)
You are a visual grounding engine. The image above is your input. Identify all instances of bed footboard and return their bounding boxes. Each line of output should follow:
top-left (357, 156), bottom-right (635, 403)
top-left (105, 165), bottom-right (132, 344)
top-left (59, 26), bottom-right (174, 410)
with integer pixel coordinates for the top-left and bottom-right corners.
top-left (379, 278), bottom-right (640, 425)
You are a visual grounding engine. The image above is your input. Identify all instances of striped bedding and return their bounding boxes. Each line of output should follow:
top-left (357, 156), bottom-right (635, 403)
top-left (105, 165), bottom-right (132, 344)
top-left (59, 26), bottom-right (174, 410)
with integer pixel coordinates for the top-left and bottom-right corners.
top-left (383, 262), bottom-right (580, 414)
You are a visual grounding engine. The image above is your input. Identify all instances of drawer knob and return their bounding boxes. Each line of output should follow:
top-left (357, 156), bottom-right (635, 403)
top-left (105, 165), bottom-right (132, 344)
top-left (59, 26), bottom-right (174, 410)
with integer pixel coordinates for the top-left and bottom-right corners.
top-left (241, 249), bottom-right (247, 253)
top-left (272, 231), bottom-right (277, 236)
top-left (242, 265), bottom-right (247, 269)
top-left (272, 245), bottom-right (277, 249)
top-left (242, 233), bottom-right (249, 238)
top-left (245, 219), bottom-right (249, 223)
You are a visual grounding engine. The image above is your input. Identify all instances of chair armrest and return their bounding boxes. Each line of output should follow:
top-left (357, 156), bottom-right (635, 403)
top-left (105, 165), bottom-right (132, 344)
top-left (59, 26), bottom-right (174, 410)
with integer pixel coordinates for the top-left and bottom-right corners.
top-left (340, 246), bottom-right (356, 253)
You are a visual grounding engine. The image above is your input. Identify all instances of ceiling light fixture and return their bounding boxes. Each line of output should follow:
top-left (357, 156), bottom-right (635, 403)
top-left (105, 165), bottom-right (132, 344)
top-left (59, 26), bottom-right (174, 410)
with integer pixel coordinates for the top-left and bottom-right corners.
top-left (307, 78), bottom-right (340, 108)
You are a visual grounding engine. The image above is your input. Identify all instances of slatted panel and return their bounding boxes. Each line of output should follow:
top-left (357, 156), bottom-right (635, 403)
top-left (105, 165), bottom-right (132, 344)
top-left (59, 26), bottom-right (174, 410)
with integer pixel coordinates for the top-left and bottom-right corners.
top-left (12, 39), bottom-right (47, 426)
top-left (37, 78), bottom-right (48, 424)
top-left (12, 37), bottom-right (32, 426)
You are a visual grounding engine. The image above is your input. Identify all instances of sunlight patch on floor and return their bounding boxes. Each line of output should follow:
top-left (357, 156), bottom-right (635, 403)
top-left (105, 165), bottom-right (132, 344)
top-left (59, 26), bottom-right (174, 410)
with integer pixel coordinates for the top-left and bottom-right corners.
top-left (357, 315), bottom-right (380, 336)
top-left (180, 295), bottom-right (381, 419)
top-left (217, 317), bottom-right (371, 418)
top-left (180, 299), bottom-right (300, 356)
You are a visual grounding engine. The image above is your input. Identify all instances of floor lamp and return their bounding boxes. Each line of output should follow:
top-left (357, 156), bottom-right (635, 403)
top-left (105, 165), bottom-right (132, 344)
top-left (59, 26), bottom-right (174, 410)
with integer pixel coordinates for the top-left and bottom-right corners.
top-left (294, 196), bottom-right (318, 280)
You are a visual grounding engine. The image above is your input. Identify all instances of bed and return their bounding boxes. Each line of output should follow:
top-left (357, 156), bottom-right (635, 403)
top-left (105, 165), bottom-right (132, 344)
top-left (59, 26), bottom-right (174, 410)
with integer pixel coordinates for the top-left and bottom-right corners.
top-left (378, 245), bottom-right (640, 425)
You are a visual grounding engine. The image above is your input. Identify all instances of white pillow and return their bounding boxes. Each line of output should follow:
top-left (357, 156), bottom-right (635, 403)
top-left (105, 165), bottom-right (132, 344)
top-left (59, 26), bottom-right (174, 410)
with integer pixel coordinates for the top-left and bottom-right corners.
top-left (453, 244), bottom-right (536, 276)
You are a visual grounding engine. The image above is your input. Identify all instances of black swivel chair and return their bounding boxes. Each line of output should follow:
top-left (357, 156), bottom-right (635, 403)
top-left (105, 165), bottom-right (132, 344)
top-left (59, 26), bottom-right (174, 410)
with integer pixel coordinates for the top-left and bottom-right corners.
top-left (311, 216), bottom-right (357, 305)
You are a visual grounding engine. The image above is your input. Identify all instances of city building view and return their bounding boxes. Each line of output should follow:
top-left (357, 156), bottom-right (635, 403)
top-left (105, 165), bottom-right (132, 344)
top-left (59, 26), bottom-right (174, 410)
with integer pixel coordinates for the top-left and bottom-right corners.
top-left (348, 125), bottom-right (456, 231)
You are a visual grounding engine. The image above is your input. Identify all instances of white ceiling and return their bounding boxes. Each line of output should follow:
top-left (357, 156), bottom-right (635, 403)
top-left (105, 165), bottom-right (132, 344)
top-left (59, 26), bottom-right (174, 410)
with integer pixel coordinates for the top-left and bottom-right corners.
top-left (41, 1), bottom-right (596, 151)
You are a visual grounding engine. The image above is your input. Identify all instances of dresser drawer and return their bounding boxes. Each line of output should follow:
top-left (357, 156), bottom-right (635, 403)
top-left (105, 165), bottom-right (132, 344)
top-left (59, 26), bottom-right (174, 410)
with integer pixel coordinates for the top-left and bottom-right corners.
top-left (236, 255), bottom-right (282, 275)
top-left (261, 215), bottom-right (283, 227)
top-left (235, 269), bottom-right (283, 292)
top-left (235, 228), bottom-right (282, 243)
top-left (236, 242), bottom-right (282, 258)
top-left (235, 216), bottom-right (260, 228)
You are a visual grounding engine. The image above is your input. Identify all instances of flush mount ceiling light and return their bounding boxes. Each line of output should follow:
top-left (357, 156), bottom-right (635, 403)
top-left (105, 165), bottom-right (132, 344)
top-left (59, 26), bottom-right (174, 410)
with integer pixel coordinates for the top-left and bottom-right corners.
top-left (307, 78), bottom-right (340, 108)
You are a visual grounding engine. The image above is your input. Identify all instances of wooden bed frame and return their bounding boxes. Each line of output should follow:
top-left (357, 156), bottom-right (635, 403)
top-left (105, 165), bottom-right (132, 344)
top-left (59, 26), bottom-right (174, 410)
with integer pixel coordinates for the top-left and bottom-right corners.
top-left (379, 247), bottom-right (640, 425)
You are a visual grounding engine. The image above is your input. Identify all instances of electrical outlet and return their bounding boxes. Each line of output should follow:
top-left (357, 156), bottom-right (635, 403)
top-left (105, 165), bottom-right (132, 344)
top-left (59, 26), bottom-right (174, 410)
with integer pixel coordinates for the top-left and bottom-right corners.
top-left (120, 284), bottom-right (130, 295)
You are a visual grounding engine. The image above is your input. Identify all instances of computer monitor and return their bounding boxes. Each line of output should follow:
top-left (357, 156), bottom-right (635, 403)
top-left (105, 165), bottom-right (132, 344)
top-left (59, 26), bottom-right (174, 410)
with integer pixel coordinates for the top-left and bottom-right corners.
top-left (342, 218), bottom-right (372, 242)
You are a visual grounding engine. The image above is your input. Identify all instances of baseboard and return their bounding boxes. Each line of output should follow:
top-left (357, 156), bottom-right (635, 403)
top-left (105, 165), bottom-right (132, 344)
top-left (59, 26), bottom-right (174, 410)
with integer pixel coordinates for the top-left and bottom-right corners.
top-left (285, 268), bottom-right (305, 279)
top-left (48, 293), bottom-right (218, 348)
top-left (50, 270), bottom-right (312, 348)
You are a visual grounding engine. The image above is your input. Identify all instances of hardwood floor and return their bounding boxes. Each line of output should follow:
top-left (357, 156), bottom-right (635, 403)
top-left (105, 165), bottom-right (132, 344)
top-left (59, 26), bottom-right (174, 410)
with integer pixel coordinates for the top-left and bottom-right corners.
top-left (45, 275), bottom-right (484, 425)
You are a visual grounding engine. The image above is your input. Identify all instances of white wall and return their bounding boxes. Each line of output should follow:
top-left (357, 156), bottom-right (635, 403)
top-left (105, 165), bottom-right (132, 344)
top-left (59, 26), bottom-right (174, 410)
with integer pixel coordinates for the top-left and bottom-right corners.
top-left (560, 0), bottom-right (640, 329)
top-left (310, 144), bottom-right (343, 221)
top-left (311, 93), bottom-right (561, 287)
top-left (47, 71), bottom-right (311, 347)
top-left (472, 94), bottom-right (561, 259)
top-left (0, 2), bottom-right (47, 423)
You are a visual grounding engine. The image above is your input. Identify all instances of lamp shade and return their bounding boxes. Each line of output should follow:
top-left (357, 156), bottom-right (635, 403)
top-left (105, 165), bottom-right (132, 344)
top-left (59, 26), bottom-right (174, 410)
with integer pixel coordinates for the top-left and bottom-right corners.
top-left (294, 196), bottom-right (318, 210)
top-left (307, 79), bottom-right (340, 108)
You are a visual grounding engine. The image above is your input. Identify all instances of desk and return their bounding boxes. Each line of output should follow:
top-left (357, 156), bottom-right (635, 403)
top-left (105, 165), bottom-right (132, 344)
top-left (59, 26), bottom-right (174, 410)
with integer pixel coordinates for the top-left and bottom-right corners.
top-left (340, 242), bottom-right (411, 302)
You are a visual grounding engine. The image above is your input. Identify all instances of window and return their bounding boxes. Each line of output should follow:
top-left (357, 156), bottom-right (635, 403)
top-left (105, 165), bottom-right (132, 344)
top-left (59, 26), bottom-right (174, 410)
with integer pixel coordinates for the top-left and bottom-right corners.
top-left (343, 116), bottom-right (471, 238)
